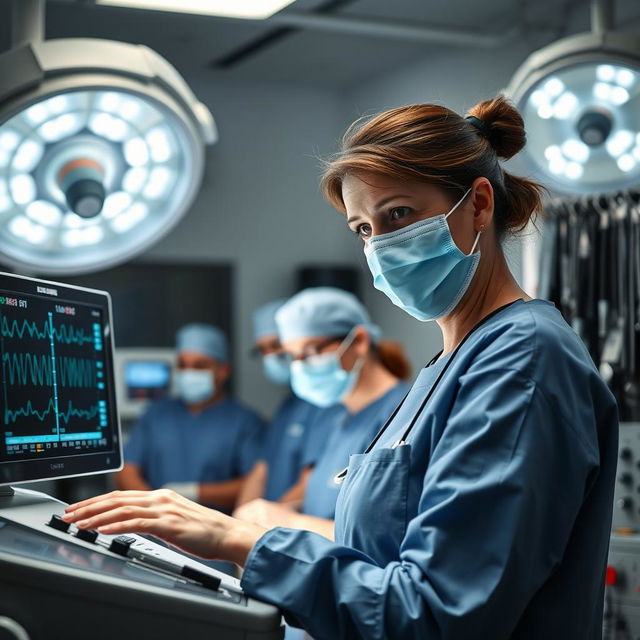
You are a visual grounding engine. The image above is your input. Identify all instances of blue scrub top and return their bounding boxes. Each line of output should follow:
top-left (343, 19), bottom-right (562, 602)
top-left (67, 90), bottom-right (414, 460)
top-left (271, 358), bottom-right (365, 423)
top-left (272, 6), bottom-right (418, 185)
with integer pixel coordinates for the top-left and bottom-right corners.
top-left (302, 383), bottom-right (409, 520)
top-left (241, 300), bottom-right (619, 639)
top-left (125, 397), bottom-right (265, 505)
top-left (260, 395), bottom-right (324, 501)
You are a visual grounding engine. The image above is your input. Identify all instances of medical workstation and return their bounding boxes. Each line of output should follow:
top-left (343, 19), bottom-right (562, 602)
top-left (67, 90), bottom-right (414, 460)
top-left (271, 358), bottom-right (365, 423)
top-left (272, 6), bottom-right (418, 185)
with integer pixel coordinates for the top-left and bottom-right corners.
top-left (1, 0), bottom-right (640, 638)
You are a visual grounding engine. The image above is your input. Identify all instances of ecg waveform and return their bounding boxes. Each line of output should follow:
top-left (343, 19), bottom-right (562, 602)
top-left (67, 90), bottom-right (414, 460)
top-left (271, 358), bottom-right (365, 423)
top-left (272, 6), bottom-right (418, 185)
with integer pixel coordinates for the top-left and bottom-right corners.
top-left (2, 352), bottom-right (97, 388)
top-left (4, 398), bottom-right (100, 425)
top-left (1, 317), bottom-right (95, 346)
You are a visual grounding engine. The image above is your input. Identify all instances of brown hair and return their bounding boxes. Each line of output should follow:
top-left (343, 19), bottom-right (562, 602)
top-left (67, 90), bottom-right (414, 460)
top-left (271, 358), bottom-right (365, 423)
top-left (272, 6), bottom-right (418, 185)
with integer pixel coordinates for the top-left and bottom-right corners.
top-left (321, 96), bottom-right (545, 237)
top-left (374, 340), bottom-right (412, 380)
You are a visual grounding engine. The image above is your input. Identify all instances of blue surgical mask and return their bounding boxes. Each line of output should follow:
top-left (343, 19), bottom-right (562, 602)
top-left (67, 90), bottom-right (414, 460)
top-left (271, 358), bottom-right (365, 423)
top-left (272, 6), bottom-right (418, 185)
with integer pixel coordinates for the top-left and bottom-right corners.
top-left (263, 353), bottom-right (291, 385)
top-left (290, 331), bottom-right (363, 408)
top-left (175, 369), bottom-right (215, 405)
top-left (364, 189), bottom-right (481, 321)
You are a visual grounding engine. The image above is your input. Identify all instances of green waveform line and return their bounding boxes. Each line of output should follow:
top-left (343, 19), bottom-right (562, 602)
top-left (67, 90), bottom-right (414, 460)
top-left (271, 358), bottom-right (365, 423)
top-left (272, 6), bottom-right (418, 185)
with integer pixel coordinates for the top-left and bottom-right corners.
top-left (2, 352), bottom-right (97, 388)
top-left (4, 398), bottom-right (100, 425)
top-left (1, 317), bottom-right (95, 346)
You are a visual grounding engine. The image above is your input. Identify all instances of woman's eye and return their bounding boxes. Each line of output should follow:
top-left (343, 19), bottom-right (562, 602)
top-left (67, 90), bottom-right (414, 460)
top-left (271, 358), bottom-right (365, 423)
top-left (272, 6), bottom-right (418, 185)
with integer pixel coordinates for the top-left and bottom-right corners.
top-left (390, 207), bottom-right (411, 221)
top-left (355, 223), bottom-right (372, 238)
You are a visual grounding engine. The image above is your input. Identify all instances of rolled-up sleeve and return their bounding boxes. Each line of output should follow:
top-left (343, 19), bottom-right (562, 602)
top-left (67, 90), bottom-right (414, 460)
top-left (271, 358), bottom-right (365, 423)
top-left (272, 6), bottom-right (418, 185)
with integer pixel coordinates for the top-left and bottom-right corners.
top-left (241, 366), bottom-right (599, 640)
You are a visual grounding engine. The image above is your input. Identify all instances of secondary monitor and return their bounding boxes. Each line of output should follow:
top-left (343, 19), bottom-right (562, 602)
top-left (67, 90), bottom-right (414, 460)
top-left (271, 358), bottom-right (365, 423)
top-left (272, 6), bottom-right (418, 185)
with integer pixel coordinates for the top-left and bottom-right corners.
top-left (114, 348), bottom-right (176, 420)
top-left (0, 272), bottom-right (121, 486)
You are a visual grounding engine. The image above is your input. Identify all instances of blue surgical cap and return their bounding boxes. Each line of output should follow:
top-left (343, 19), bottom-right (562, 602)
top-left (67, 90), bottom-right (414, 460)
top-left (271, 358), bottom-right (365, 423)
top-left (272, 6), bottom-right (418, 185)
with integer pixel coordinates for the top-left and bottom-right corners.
top-left (176, 323), bottom-right (229, 363)
top-left (252, 299), bottom-right (287, 342)
top-left (275, 287), bottom-right (381, 344)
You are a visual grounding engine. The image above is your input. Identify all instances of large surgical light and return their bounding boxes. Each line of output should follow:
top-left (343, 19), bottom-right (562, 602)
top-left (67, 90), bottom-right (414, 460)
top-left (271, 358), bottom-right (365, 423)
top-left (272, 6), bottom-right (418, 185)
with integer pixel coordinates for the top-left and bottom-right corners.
top-left (0, 0), bottom-right (216, 275)
top-left (507, 0), bottom-right (640, 194)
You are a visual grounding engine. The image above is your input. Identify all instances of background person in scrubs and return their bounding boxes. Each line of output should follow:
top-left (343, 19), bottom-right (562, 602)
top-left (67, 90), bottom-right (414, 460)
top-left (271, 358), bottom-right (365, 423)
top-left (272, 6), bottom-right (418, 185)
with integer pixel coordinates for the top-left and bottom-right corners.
top-left (234, 287), bottom-right (410, 540)
top-left (68, 96), bottom-right (619, 640)
top-left (237, 299), bottom-right (325, 505)
top-left (117, 323), bottom-right (265, 512)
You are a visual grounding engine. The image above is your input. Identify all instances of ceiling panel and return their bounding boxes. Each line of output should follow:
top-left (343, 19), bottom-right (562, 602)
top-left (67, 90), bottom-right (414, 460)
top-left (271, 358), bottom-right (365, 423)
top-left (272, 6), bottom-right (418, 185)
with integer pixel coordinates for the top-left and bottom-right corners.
top-left (0, 0), bottom-right (637, 90)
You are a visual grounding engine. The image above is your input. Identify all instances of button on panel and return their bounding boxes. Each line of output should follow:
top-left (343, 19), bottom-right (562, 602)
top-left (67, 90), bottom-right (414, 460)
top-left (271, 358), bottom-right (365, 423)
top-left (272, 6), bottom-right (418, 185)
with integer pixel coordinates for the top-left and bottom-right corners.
top-left (47, 514), bottom-right (70, 533)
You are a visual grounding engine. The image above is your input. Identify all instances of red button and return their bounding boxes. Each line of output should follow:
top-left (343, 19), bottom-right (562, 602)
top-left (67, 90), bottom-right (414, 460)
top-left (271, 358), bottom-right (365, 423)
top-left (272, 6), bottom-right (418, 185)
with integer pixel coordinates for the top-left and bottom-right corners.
top-left (606, 566), bottom-right (618, 586)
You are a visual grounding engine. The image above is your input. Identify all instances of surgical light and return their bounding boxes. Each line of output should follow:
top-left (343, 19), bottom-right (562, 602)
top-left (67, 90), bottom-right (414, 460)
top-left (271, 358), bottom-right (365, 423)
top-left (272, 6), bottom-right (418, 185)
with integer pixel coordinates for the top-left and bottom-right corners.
top-left (0, 0), bottom-right (217, 274)
top-left (96, 0), bottom-right (298, 20)
top-left (507, 0), bottom-right (640, 194)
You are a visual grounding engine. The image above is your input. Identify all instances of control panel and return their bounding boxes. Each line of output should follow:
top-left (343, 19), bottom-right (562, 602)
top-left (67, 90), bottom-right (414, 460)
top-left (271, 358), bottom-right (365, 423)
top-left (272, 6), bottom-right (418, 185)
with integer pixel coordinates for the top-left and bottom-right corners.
top-left (612, 423), bottom-right (640, 533)
top-left (607, 423), bottom-right (640, 638)
top-left (0, 488), bottom-right (283, 640)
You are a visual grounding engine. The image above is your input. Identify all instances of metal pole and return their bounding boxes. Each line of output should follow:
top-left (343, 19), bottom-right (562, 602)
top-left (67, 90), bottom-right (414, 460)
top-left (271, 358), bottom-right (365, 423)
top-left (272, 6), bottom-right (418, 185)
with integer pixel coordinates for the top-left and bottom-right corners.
top-left (591, 0), bottom-right (614, 35)
top-left (11, 0), bottom-right (45, 48)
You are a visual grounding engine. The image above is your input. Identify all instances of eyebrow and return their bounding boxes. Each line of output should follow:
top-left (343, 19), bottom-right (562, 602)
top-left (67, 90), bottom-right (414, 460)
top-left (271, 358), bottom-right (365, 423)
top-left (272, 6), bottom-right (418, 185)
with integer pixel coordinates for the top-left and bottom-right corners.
top-left (346, 194), bottom-right (412, 225)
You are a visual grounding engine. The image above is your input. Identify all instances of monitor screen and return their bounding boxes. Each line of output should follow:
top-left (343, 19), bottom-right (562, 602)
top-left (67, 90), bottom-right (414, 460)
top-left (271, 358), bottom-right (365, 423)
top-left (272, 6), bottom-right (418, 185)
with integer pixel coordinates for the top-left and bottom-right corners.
top-left (0, 273), bottom-right (121, 485)
top-left (124, 360), bottom-right (172, 400)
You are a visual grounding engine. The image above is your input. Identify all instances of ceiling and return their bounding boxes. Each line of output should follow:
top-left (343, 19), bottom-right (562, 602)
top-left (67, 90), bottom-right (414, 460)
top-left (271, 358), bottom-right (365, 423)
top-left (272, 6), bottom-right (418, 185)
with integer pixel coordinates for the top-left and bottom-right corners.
top-left (0, 0), bottom-right (639, 89)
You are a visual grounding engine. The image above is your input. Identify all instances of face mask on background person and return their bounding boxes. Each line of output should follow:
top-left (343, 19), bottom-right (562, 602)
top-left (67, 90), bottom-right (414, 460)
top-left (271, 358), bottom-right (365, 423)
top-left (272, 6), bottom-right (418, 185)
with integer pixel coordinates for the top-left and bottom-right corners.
top-left (365, 188), bottom-right (482, 321)
top-left (175, 369), bottom-right (215, 405)
top-left (290, 330), bottom-right (363, 408)
top-left (263, 352), bottom-right (291, 385)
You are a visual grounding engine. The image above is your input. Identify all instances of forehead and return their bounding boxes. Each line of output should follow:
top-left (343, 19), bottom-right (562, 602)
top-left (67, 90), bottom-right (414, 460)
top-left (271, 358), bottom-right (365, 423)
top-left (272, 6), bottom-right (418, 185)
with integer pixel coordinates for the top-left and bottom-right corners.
top-left (255, 335), bottom-right (280, 349)
top-left (177, 350), bottom-right (217, 366)
top-left (341, 172), bottom-right (443, 216)
top-left (282, 335), bottom-right (335, 352)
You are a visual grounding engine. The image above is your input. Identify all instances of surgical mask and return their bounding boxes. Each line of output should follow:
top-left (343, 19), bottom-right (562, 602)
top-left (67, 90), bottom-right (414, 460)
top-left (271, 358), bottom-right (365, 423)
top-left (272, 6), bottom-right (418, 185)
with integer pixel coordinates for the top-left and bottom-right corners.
top-left (364, 189), bottom-right (481, 321)
top-left (290, 330), bottom-right (363, 408)
top-left (263, 353), bottom-right (291, 385)
top-left (175, 369), bottom-right (215, 405)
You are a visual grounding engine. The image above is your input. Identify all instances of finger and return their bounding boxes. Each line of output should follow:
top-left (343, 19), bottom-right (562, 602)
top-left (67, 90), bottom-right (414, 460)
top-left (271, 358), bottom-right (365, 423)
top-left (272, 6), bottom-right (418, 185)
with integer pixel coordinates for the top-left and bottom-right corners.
top-left (95, 518), bottom-right (157, 536)
top-left (65, 490), bottom-right (152, 512)
top-left (74, 505), bottom-right (160, 530)
top-left (63, 496), bottom-right (156, 523)
top-left (95, 519), bottom-right (193, 556)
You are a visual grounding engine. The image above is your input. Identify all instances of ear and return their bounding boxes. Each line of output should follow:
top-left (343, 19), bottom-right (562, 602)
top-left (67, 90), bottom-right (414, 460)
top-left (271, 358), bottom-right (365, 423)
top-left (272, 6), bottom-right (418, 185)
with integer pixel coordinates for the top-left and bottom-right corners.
top-left (216, 362), bottom-right (231, 384)
top-left (352, 326), bottom-right (371, 357)
top-left (470, 177), bottom-right (494, 233)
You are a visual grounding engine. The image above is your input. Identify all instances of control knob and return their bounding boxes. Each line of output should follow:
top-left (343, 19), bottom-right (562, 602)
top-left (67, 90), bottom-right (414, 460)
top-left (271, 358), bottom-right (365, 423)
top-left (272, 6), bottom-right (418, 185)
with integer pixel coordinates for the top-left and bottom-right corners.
top-left (617, 497), bottom-right (632, 510)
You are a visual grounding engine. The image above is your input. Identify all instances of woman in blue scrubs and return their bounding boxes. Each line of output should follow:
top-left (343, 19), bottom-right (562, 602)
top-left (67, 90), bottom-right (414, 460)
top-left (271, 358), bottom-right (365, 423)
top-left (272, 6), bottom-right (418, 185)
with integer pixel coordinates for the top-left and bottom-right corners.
top-left (234, 287), bottom-right (410, 538)
top-left (65, 96), bottom-right (618, 639)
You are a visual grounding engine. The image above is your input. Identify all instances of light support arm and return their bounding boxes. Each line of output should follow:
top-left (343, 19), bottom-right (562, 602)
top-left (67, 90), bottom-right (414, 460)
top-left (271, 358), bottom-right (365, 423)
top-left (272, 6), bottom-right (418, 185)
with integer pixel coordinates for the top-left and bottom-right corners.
top-left (591, 0), bottom-right (614, 36)
top-left (11, 0), bottom-right (45, 48)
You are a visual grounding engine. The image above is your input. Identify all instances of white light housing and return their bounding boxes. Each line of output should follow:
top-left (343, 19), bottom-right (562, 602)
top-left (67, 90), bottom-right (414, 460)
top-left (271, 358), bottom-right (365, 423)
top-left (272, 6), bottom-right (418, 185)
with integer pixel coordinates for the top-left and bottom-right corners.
top-left (96, 0), bottom-right (298, 19)
top-left (0, 35), bottom-right (217, 274)
top-left (507, 26), bottom-right (640, 194)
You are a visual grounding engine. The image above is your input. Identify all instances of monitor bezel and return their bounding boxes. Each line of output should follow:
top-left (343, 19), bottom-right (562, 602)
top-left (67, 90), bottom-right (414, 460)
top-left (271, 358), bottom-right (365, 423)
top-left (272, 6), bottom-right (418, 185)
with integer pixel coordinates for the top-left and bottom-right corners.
top-left (0, 271), bottom-right (122, 486)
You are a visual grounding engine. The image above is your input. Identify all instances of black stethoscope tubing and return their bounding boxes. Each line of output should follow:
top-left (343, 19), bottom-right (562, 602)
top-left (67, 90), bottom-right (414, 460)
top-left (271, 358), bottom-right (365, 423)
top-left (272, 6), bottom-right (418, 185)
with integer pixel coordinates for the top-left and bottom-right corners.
top-left (334, 299), bottom-right (523, 485)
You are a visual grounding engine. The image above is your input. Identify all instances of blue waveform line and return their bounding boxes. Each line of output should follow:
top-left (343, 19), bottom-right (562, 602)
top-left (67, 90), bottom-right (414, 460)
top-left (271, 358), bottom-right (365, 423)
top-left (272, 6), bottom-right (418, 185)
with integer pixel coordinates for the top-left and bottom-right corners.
top-left (1, 317), bottom-right (94, 346)
top-left (4, 398), bottom-right (100, 425)
top-left (2, 352), bottom-right (97, 388)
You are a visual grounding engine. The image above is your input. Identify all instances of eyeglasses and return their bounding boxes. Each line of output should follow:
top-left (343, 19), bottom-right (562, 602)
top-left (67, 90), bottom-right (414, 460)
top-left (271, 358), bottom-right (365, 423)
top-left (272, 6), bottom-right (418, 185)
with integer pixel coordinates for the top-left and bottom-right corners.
top-left (289, 335), bottom-right (349, 361)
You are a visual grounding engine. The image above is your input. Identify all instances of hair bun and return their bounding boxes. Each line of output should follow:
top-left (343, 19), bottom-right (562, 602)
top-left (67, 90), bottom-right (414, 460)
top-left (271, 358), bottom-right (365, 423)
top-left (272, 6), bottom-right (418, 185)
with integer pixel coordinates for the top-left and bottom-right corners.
top-left (466, 96), bottom-right (526, 160)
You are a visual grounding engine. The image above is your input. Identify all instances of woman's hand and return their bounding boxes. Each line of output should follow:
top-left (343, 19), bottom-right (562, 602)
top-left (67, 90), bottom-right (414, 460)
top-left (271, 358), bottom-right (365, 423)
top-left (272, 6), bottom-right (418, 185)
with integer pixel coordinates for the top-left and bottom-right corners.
top-left (233, 498), bottom-right (299, 529)
top-left (62, 489), bottom-right (266, 566)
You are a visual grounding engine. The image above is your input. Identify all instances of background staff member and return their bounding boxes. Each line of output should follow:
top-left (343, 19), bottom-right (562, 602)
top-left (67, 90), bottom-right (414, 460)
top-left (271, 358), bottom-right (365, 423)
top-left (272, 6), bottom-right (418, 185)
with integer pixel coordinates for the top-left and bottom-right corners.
top-left (68, 96), bottom-right (619, 640)
top-left (117, 323), bottom-right (265, 512)
top-left (234, 287), bottom-right (410, 537)
top-left (237, 299), bottom-right (326, 505)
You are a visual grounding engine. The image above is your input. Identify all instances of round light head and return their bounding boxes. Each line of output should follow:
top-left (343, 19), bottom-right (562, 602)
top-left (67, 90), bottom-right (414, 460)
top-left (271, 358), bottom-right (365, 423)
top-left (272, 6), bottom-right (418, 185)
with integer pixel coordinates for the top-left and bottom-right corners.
top-left (0, 38), bottom-right (216, 274)
top-left (508, 31), bottom-right (640, 194)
